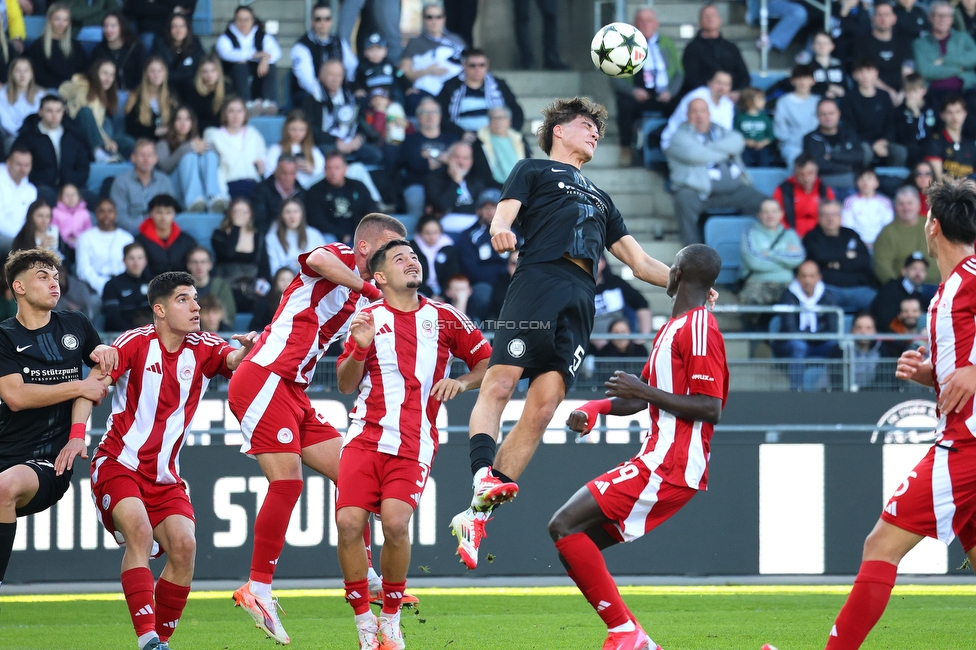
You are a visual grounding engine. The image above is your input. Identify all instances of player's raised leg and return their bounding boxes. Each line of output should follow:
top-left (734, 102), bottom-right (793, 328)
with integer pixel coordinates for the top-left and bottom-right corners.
top-left (0, 465), bottom-right (39, 588)
top-left (112, 497), bottom-right (163, 650)
top-left (152, 515), bottom-right (196, 645)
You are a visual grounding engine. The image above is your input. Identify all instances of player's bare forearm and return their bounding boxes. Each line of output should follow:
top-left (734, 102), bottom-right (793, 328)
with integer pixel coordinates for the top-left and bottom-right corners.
top-left (913, 361), bottom-right (936, 387)
top-left (608, 235), bottom-right (669, 288)
top-left (489, 199), bottom-right (521, 237)
top-left (0, 373), bottom-right (106, 411)
top-left (607, 397), bottom-right (650, 416)
top-left (456, 358), bottom-right (489, 393)
top-left (307, 247), bottom-right (369, 291)
top-left (336, 356), bottom-right (366, 394)
top-left (646, 389), bottom-right (723, 424)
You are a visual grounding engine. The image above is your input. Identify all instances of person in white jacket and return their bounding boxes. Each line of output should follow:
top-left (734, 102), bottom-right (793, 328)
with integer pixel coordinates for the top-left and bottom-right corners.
top-left (265, 197), bottom-right (329, 275)
top-left (75, 198), bottom-right (133, 296)
top-left (216, 5), bottom-right (282, 115)
top-left (204, 96), bottom-right (267, 199)
top-left (661, 69), bottom-right (735, 151)
top-left (0, 58), bottom-right (45, 151)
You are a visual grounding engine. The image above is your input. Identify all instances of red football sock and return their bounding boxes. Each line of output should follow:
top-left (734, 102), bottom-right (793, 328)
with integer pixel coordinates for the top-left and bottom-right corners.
top-left (555, 533), bottom-right (630, 629)
top-left (250, 479), bottom-right (303, 583)
top-left (155, 579), bottom-right (190, 641)
top-left (344, 579), bottom-right (370, 615)
top-left (121, 567), bottom-right (156, 637)
top-left (364, 522), bottom-right (373, 569)
top-left (825, 560), bottom-right (898, 650)
top-left (382, 579), bottom-right (406, 615)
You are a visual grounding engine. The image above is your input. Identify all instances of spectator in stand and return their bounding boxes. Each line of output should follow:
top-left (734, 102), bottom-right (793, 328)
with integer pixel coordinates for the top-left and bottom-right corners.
top-left (399, 3), bottom-right (465, 113)
top-left (473, 106), bottom-right (528, 188)
top-left (841, 167), bottom-right (894, 248)
top-left (805, 32), bottom-right (846, 101)
top-left (453, 188), bottom-right (509, 320)
top-left (90, 12), bottom-right (145, 96)
top-left (27, 4), bottom-right (86, 89)
top-left (150, 12), bottom-right (204, 91)
top-left (14, 94), bottom-right (91, 205)
top-left (666, 98), bottom-right (765, 245)
top-left (895, 74), bottom-right (937, 167)
top-left (910, 160), bottom-right (934, 213)
top-left (424, 140), bottom-right (488, 233)
top-left (204, 95), bottom-right (267, 199)
top-left (338, 0), bottom-right (402, 63)
top-left (774, 65), bottom-right (820, 169)
top-left (590, 254), bottom-right (653, 351)
top-left (437, 48), bottom-right (523, 136)
top-left (155, 105), bottom-right (222, 213)
top-left (249, 266), bottom-right (293, 332)
top-left (51, 182), bottom-right (88, 250)
top-left (211, 197), bottom-right (270, 313)
top-left (957, 0), bottom-right (976, 41)
top-left (773, 153), bottom-right (836, 237)
top-left (488, 248), bottom-right (518, 321)
top-left (122, 0), bottom-right (196, 51)
top-left (443, 273), bottom-right (473, 314)
top-left (75, 197), bottom-right (132, 295)
top-left (0, 57), bottom-right (44, 150)
top-left (802, 98), bottom-right (868, 197)
top-left (265, 109), bottom-right (326, 189)
top-left (63, 0), bottom-right (116, 47)
top-left (662, 68), bottom-right (734, 152)
top-left (913, 2), bottom-right (976, 118)
top-left (612, 7), bottom-right (682, 166)
top-left (362, 86), bottom-right (410, 165)
top-left (735, 88), bottom-right (774, 168)
top-left (748, 0), bottom-right (808, 53)
top-left (679, 4), bottom-right (749, 99)
top-left (873, 186), bottom-right (939, 284)
top-left (872, 251), bottom-right (934, 333)
top-left (251, 155), bottom-right (305, 236)
top-left (894, 0), bottom-right (931, 40)
top-left (841, 58), bottom-right (907, 167)
top-left (110, 138), bottom-right (176, 233)
top-left (101, 241), bottom-right (151, 330)
top-left (305, 151), bottom-right (377, 244)
top-left (739, 198), bottom-right (806, 316)
top-left (926, 96), bottom-right (976, 180)
top-left (831, 312), bottom-right (883, 391)
top-left (880, 295), bottom-right (926, 357)
top-left (513, 0), bottom-right (568, 70)
top-left (197, 294), bottom-right (228, 332)
top-left (186, 245), bottom-right (236, 327)
top-left (410, 213), bottom-right (459, 300)
top-left (592, 318), bottom-right (649, 359)
top-left (10, 198), bottom-right (59, 254)
top-left (0, 0), bottom-right (25, 63)
top-left (215, 5), bottom-right (281, 116)
top-left (291, 1), bottom-right (357, 108)
top-left (354, 33), bottom-right (408, 104)
top-left (134, 193), bottom-right (196, 275)
top-left (58, 58), bottom-right (133, 162)
top-left (773, 259), bottom-right (840, 391)
top-left (0, 144), bottom-right (36, 254)
top-left (266, 197), bottom-right (327, 275)
top-left (123, 56), bottom-right (176, 142)
top-left (181, 54), bottom-right (228, 131)
top-left (397, 97), bottom-right (457, 217)
top-left (303, 58), bottom-right (383, 165)
top-left (853, 2), bottom-right (915, 101)
top-left (803, 200), bottom-right (877, 311)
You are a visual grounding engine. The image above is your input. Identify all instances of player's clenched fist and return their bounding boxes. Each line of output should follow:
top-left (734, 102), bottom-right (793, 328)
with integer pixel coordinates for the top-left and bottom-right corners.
top-left (567, 399), bottom-right (612, 437)
top-left (349, 311), bottom-right (375, 349)
top-left (895, 345), bottom-right (927, 381)
top-left (605, 370), bottom-right (646, 400)
top-left (491, 229), bottom-right (518, 253)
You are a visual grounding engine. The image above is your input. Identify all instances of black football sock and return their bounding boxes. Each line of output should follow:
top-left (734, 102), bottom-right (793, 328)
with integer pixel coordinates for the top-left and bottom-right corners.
top-left (469, 433), bottom-right (496, 476)
top-left (0, 521), bottom-right (17, 585)
top-left (491, 468), bottom-right (515, 484)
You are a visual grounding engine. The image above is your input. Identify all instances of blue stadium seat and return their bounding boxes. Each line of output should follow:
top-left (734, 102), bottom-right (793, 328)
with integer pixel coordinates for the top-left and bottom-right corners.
top-left (395, 214), bottom-right (419, 236)
top-left (250, 116), bottom-right (285, 145)
top-left (642, 115), bottom-right (668, 167)
top-left (193, 0), bottom-right (213, 36)
top-left (87, 162), bottom-right (133, 195)
top-left (703, 216), bottom-right (757, 285)
top-left (750, 71), bottom-right (788, 92)
top-left (749, 167), bottom-right (790, 197)
top-left (233, 312), bottom-right (252, 332)
top-left (875, 166), bottom-right (910, 180)
top-left (175, 212), bottom-right (223, 256)
top-left (24, 16), bottom-right (44, 42)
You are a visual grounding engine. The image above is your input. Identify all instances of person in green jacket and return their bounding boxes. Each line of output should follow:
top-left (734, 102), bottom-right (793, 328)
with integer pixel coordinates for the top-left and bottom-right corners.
top-left (912, 2), bottom-right (976, 115)
top-left (739, 198), bottom-right (806, 314)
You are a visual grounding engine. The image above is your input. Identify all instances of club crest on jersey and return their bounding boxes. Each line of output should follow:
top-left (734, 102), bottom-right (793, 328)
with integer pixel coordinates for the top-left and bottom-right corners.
top-left (507, 338), bottom-right (526, 358)
top-left (102, 494), bottom-right (111, 510)
top-left (277, 428), bottom-right (294, 444)
top-left (179, 366), bottom-right (193, 381)
top-left (61, 334), bottom-right (79, 350)
top-left (420, 319), bottom-right (437, 339)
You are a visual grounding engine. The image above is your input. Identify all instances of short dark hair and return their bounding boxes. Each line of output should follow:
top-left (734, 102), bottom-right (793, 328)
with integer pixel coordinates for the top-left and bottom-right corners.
top-left (354, 213), bottom-right (407, 242)
top-left (7, 144), bottom-right (30, 159)
top-left (791, 63), bottom-right (815, 80)
top-left (851, 310), bottom-right (875, 330)
top-left (148, 193), bottom-right (181, 213)
top-left (368, 238), bottom-right (412, 276)
top-left (817, 97), bottom-right (839, 112)
top-left (39, 94), bottom-right (64, 109)
top-left (277, 154), bottom-right (298, 166)
top-left (900, 296), bottom-right (922, 310)
top-left (927, 177), bottom-right (976, 245)
top-left (942, 95), bottom-right (966, 112)
top-left (796, 258), bottom-right (821, 276)
top-left (709, 67), bottom-right (732, 82)
top-left (324, 151), bottom-right (346, 165)
top-left (415, 214), bottom-right (441, 236)
top-left (147, 271), bottom-right (195, 307)
top-left (122, 242), bottom-right (145, 258)
top-left (851, 57), bottom-right (877, 74)
top-left (198, 294), bottom-right (224, 312)
top-left (537, 97), bottom-right (607, 155)
top-left (463, 48), bottom-right (488, 61)
top-left (856, 166), bottom-right (877, 181)
top-left (794, 152), bottom-right (816, 168)
top-left (186, 246), bottom-right (212, 262)
top-left (3, 247), bottom-right (60, 292)
top-left (677, 244), bottom-right (723, 289)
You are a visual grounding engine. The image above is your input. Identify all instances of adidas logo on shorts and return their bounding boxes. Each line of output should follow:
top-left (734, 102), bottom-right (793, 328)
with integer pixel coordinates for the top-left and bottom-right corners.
top-left (594, 480), bottom-right (610, 495)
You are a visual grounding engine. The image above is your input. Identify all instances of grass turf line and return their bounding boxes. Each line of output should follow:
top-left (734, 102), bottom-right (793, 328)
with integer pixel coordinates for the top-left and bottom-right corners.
top-left (1, 592), bottom-right (974, 649)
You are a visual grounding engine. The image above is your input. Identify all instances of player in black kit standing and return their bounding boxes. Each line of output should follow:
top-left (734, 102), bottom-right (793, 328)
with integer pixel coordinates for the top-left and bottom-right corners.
top-left (451, 97), bottom-right (701, 569)
top-left (0, 248), bottom-right (116, 588)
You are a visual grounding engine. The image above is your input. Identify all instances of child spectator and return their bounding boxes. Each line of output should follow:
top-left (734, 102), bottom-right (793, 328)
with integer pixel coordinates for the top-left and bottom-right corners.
top-left (181, 54), bottom-right (228, 131)
top-left (363, 87), bottom-right (409, 146)
top-left (443, 273), bottom-right (473, 314)
top-left (197, 294), bottom-right (228, 332)
top-left (27, 4), bottom-right (87, 89)
top-left (353, 32), bottom-right (407, 104)
top-left (216, 5), bottom-right (281, 116)
top-left (895, 73), bottom-right (937, 167)
top-left (774, 64), bottom-right (819, 168)
top-left (841, 167), bottom-right (894, 249)
top-left (0, 57), bottom-right (43, 149)
top-left (52, 183), bottom-right (89, 249)
top-left (204, 96), bottom-right (267, 199)
top-left (925, 96), bottom-right (976, 181)
top-left (735, 87), bottom-right (774, 167)
top-left (265, 197), bottom-right (327, 275)
top-left (807, 32), bottom-right (846, 100)
top-left (264, 109), bottom-right (326, 189)
top-left (841, 57), bottom-right (906, 167)
top-left (156, 105), bottom-right (223, 212)
top-left (124, 56), bottom-right (176, 141)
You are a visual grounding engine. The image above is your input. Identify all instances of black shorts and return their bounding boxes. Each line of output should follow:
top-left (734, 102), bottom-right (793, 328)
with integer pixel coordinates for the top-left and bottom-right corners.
top-left (0, 459), bottom-right (73, 517)
top-left (489, 258), bottom-right (595, 388)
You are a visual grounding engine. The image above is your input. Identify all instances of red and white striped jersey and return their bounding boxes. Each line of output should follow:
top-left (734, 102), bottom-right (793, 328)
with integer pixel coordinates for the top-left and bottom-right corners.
top-left (338, 297), bottom-right (492, 465)
top-left (928, 255), bottom-right (976, 442)
top-left (93, 326), bottom-right (233, 484)
top-left (636, 306), bottom-right (729, 490)
top-left (246, 243), bottom-right (371, 384)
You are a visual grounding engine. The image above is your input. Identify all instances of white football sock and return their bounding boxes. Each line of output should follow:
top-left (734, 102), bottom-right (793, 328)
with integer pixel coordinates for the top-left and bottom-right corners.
top-left (137, 632), bottom-right (159, 649)
top-left (250, 580), bottom-right (272, 600)
top-left (608, 620), bottom-right (636, 633)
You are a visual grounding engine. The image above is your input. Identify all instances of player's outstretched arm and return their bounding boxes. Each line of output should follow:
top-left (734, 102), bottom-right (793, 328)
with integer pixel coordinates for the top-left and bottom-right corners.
top-left (608, 235), bottom-right (670, 288)
top-left (226, 331), bottom-right (259, 371)
top-left (489, 199), bottom-right (522, 253)
top-left (567, 375), bottom-right (652, 436)
top-left (306, 247), bottom-right (381, 300)
top-left (0, 371), bottom-right (109, 412)
top-left (432, 358), bottom-right (489, 401)
top-left (606, 370), bottom-right (723, 424)
top-left (895, 346), bottom-right (935, 388)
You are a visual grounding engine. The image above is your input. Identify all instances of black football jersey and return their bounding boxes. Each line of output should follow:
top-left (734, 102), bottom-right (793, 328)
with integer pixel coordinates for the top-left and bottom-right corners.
top-left (926, 130), bottom-right (976, 179)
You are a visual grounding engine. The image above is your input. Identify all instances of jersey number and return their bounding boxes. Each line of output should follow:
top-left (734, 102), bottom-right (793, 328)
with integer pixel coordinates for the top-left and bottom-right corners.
top-left (611, 462), bottom-right (640, 485)
top-left (568, 345), bottom-right (585, 376)
top-left (892, 471), bottom-right (917, 498)
top-left (416, 463), bottom-right (430, 488)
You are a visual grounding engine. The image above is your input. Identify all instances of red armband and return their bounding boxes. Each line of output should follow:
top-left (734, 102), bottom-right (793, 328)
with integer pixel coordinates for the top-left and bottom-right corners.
top-left (352, 344), bottom-right (369, 362)
top-left (69, 423), bottom-right (87, 441)
top-left (359, 282), bottom-right (380, 301)
top-left (577, 399), bottom-right (613, 434)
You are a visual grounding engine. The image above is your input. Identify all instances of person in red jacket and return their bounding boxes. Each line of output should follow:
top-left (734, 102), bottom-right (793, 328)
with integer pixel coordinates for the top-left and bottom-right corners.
top-left (773, 153), bottom-right (836, 237)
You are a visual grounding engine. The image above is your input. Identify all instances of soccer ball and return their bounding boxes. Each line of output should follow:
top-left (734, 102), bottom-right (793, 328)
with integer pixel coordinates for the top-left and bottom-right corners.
top-left (590, 22), bottom-right (648, 78)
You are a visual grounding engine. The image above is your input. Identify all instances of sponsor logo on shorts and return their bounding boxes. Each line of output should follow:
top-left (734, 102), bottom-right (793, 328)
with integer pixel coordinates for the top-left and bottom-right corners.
top-left (885, 502), bottom-right (897, 516)
top-left (277, 428), bottom-right (294, 444)
top-left (61, 334), bottom-right (79, 350)
top-left (410, 492), bottom-right (422, 504)
top-left (101, 494), bottom-right (111, 510)
top-left (507, 338), bottom-right (526, 358)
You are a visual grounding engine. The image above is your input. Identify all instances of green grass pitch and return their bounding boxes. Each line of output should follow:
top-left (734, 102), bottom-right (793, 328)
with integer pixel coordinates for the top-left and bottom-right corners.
top-left (1, 585), bottom-right (974, 649)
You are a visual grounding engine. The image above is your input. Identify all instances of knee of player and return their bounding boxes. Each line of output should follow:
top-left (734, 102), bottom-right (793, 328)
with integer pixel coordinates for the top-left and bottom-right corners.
top-left (166, 532), bottom-right (197, 567)
top-left (378, 517), bottom-right (411, 544)
top-left (122, 522), bottom-right (156, 554)
top-left (547, 511), bottom-right (571, 542)
top-left (0, 476), bottom-right (20, 508)
top-left (335, 508), bottom-right (367, 542)
top-left (483, 373), bottom-right (518, 401)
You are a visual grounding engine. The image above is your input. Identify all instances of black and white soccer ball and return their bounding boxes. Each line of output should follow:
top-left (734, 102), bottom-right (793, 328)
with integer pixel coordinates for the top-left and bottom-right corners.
top-left (590, 22), bottom-right (648, 78)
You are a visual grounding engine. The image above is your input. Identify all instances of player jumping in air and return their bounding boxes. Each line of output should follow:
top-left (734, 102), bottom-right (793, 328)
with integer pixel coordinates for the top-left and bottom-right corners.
top-left (451, 97), bottom-right (713, 569)
top-left (822, 178), bottom-right (976, 650)
top-left (86, 272), bottom-right (257, 650)
top-left (227, 214), bottom-right (408, 644)
top-left (551, 245), bottom-right (728, 650)
top-left (0, 248), bottom-right (116, 590)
